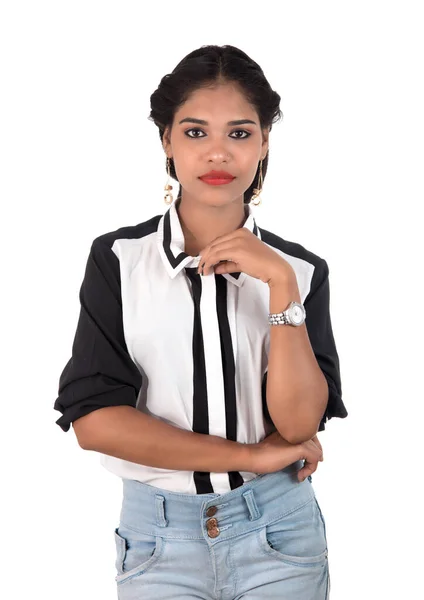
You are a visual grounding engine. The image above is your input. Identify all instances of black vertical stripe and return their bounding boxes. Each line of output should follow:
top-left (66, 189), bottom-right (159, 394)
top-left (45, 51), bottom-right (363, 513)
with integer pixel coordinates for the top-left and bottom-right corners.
top-left (261, 370), bottom-right (274, 426)
top-left (215, 274), bottom-right (245, 490)
top-left (184, 267), bottom-right (214, 494)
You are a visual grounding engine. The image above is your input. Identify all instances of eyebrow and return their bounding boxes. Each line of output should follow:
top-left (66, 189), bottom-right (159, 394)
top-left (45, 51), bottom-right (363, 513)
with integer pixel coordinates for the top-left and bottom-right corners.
top-left (178, 117), bottom-right (257, 126)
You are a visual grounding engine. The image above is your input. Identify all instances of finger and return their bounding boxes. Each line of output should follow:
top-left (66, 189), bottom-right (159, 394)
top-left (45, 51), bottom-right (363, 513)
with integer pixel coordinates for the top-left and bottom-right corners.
top-left (297, 461), bottom-right (318, 482)
top-left (303, 439), bottom-right (323, 462)
top-left (198, 243), bottom-right (238, 275)
top-left (197, 247), bottom-right (212, 275)
top-left (197, 255), bottom-right (208, 275)
top-left (201, 259), bottom-right (236, 276)
top-left (213, 260), bottom-right (237, 274)
top-left (201, 260), bottom-right (232, 276)
top-left (311, 435), bottom-right (324, 460)
top-left (298, 462), bottom-right (316, 480)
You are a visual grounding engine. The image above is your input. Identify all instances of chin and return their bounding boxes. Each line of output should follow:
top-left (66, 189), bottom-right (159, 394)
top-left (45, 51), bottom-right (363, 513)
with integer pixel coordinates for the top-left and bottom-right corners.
top-left (182, 184), bottom-right (243, 206)
top-left (202, 194), bottom-right (239, 207)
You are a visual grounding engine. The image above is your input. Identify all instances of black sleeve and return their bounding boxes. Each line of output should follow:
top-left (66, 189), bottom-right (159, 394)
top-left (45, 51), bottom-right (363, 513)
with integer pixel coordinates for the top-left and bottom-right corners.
top-left (304, 258), bottom-right (348, 431)
top-left (53, 237), bottom-right (143, 432)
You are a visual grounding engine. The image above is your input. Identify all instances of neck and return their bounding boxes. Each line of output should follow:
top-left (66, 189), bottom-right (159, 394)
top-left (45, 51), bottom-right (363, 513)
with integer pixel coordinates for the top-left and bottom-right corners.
top-left (176, 194), bottom-right (248, 256)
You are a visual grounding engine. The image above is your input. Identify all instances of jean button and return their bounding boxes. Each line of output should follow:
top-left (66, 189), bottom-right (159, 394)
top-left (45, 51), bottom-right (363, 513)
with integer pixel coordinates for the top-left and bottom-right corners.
top-left (206, 506), bottom-right (218, 517)
top-left (207, 527), bottom-right (220, 538)
top-left (206, 517), bottom-right (218, 529)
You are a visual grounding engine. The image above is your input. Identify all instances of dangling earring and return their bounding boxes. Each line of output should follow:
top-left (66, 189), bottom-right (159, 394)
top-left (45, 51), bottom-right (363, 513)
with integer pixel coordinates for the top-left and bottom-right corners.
top-left (164, 157), bottom-right (174, 205)
top-left (250, 159), bottom-right (263, 206)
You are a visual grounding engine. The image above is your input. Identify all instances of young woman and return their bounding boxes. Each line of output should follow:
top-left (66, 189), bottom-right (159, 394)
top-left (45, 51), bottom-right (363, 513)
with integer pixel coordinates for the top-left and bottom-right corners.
top-left (54, 44), bottom-right (347, 599)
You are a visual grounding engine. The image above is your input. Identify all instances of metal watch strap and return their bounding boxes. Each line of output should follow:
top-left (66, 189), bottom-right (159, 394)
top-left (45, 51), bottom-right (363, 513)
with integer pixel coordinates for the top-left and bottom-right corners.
top-left (268, 310), bottom-right (290, 325)
top-left (268, 301), bottom-right (306, 326)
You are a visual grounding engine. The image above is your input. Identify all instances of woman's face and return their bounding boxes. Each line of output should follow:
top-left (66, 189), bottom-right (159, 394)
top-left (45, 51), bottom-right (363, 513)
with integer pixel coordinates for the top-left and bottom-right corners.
top-left (163, 82), bottom-right (269, 207)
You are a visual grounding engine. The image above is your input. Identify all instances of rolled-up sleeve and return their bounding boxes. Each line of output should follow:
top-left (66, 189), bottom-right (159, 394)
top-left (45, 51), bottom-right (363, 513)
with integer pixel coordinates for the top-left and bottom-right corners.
top-left (304, 258), bottom-right (348, 432)
top-left (53, 237), bottom-right (143, 432)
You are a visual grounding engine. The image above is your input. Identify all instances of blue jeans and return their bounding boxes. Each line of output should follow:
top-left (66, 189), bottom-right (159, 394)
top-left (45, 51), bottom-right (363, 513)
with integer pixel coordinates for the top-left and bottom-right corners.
top-left (113, 459), bottom-right (330, 599)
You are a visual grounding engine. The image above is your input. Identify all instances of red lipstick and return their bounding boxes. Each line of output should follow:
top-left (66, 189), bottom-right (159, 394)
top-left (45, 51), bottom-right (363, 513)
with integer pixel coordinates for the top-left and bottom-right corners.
top-left (199, 170), bottom-right (235, 186)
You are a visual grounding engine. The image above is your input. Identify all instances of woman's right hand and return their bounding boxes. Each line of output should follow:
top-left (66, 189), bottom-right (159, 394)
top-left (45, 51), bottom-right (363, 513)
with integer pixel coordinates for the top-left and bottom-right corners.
top-left (248, 430), bottom-right (323, 481)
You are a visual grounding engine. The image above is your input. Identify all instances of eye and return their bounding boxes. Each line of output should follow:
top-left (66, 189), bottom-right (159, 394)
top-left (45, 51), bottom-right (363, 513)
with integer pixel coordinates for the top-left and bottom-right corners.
top-left (184, 128), bottom-right (251, 140)
top-left (229, 130), bottom-right (251, 139)
top-left (184, 128), bottom-right (205, 138)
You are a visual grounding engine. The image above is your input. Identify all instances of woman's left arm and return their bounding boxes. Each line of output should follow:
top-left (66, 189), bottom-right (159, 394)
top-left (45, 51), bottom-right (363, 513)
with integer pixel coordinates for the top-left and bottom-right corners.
top-left (266, 270), bottom-right (329, 445)
top-left (197, 229), bottom-right (348, 445)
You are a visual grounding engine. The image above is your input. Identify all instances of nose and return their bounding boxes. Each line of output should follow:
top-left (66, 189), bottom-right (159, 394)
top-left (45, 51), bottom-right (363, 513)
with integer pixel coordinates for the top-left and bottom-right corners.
top-left (205, 139), bottom-right (232, 163)
top-left (207, 149), bottom-right (231, 163)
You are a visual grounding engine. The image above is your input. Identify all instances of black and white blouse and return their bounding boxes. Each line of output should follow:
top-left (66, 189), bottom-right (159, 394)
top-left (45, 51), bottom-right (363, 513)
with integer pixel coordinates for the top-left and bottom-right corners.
top-left (54, 198), bottom-right (347, 494)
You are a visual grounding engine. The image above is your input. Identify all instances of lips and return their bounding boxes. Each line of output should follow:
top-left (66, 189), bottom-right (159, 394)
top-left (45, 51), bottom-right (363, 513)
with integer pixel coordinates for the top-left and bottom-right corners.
top-left (200, 178), bottom-right (234, 186)
top-left (199, 170), bottom-right (235, 180)
top-left (199, 171), bottom-right (235, 186)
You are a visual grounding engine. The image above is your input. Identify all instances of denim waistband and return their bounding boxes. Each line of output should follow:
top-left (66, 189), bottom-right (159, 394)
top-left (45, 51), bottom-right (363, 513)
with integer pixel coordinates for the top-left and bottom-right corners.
top-left (118, 460), bottom-right (315, 544)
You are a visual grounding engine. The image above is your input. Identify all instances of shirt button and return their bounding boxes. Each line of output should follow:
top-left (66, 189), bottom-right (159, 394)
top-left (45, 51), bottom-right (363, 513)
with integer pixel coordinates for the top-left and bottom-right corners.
top-left (206, 506), bottom-right (218, 517)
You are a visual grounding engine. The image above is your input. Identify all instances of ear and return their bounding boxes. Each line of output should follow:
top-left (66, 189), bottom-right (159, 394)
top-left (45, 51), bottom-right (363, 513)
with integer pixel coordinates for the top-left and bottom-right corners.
top-left (162, 125), bottom-right (171, 155)
top-left (261, 127), bottom-right (270, 158)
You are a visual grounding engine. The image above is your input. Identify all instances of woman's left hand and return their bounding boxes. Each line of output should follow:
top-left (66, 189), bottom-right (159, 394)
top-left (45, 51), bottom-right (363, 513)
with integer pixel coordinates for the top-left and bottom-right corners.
top-left (296, 435), bottom-right (324, 482)
top-left (197, 228), bottom-right (294, 286)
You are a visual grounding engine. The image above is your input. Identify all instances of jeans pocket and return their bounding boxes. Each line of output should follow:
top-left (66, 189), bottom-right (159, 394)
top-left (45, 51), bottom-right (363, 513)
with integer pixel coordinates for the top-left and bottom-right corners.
top-left (114, 523), bottom-right (164, 584)
top-left (258, 496), bottom-right (328, 567)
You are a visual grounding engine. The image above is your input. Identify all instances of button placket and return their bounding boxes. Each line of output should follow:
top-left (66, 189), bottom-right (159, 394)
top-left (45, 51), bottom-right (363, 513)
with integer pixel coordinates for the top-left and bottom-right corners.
top-left (205, 506), bottom-right (220, 538)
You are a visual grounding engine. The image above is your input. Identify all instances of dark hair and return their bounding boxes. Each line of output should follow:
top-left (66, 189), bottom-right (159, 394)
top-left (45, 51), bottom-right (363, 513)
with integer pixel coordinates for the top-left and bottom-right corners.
top-left (148, 45), bottom-right (283, 204)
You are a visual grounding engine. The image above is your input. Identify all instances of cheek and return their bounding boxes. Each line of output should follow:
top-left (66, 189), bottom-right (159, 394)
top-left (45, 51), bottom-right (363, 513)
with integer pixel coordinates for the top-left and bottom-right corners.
top-left (175, 148), bottom-right (195, 168)
top-left (243, 166), bottom-right (260, 188)
top-left (172, 160), bottom-right (191, 183)
top-left (237, 152), bottom-right (260, 178)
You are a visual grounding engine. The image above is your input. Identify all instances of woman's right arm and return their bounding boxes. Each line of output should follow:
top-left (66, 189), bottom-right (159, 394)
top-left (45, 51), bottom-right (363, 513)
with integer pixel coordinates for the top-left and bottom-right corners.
top-left (73, 405), bottom-right (254, 473)
top-left (74, 406), bottom-right (322, 477)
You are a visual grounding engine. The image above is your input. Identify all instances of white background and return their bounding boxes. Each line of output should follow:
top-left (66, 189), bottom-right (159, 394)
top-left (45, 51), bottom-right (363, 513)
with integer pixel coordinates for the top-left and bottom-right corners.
top-left (1, 1), bottom-right (422, 598)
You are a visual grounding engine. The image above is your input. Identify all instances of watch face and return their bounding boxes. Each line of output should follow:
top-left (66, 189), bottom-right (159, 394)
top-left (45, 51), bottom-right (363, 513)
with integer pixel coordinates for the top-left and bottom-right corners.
top-left (289, 302), bottom-right (305, 325)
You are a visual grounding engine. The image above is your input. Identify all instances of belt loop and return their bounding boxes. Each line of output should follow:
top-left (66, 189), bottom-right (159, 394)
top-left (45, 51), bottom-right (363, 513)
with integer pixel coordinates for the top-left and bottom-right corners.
top-left (242, 489), bottom-right (261, 521)
top-left (155, 494), bottom-right (168, 527)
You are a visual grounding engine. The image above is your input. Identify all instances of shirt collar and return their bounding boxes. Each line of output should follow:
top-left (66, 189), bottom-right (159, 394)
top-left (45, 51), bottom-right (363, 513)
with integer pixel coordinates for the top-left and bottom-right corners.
top-left (157, 197), bottom-right (262, 288)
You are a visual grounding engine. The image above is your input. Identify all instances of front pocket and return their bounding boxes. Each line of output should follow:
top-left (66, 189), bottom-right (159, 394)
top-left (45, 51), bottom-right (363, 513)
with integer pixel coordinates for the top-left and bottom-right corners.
top-left (114, 523), bottom-right (164, 584)
top-left (258, 496), bottom-right (328, 567)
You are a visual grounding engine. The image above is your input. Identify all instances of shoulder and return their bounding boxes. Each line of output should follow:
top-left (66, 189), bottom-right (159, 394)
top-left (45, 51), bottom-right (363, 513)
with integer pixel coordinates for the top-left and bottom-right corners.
top-left (258, 225), bottom-right (327, 276)
top-left (90, 213), bottom-right (163, 253)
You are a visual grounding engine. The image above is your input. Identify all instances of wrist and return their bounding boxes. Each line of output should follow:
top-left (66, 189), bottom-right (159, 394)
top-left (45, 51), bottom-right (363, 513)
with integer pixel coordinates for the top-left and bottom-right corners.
top-left (267, 266), bottom-right (297, 289)
top-left (268, 281), bottom-right (301, 313)
top-left (237, 442), bottom-right (256, 472)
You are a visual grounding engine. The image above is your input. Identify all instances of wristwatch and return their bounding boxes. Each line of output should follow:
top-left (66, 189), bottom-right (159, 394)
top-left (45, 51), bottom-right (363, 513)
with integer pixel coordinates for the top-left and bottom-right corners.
top-left (268, 301), bottom-right (306, 326)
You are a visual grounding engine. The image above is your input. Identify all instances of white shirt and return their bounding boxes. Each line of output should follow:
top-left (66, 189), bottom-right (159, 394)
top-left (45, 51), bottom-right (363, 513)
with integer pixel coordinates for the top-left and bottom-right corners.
top-left (54, 197), bottom-right (347, 494)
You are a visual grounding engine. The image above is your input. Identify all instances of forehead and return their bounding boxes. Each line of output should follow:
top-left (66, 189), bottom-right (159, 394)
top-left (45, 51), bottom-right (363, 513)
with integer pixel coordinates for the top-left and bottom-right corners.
top-left (175, 83), bottom-right (257, 120)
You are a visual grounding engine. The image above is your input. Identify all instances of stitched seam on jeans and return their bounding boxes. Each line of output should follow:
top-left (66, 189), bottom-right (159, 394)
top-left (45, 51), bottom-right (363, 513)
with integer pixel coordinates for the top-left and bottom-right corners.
top-left (208, 494), bottom-right (316, 543)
